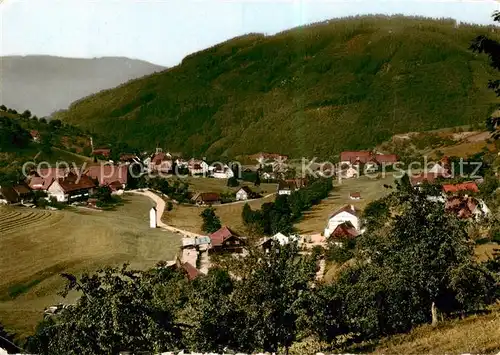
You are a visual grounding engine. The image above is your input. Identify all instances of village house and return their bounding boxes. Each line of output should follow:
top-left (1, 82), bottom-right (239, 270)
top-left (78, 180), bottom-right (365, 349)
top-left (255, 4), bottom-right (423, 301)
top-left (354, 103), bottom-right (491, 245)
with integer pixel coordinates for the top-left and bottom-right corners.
top-left (167, 257), bottom-right (201, 281)
top-left (341, 166), bottom-right (359, 179)
top-left (259, 233), bottom-right (300, 252)
top-left (349, 192), bottom-right (361, 200)
top-left (191, 192), bottom-right (221, 205)
top-left (277, 180), bottom-right (296, 195)
top-left (0, 183), bottom-right (32, 205)
top-left (188, 159), bottom-right (209, 176)
top-left (329, 221), bottom-right (359, 246)
top-left (212, 164), bottom-right (234, 179)
top-left (28, 167), bottom-right (72, 191)
top-left (324, 204), bottom-right (360, 238)
top-left (149, 148), bottom-right (172, 174)
top-left (85, 164), bottom-right (129, 192)
top-left (340, 151), bottom-right (399, 169)
top-left (250, 152), bottom-right (289, 166)
top-left (209, 226), bottom-right (246, 254)
top-left (236, 186), bottom-right (254, 201)
top-left (47, 174), bottom-right (96, 203)
top-left (445, 195), bottom-right (490, 220)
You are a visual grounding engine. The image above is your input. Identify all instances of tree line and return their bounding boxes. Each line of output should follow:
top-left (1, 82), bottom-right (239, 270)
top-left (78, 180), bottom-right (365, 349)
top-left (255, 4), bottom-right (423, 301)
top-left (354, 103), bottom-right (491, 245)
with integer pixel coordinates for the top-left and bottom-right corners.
top-left (242, 177), bottom-right (333, 235)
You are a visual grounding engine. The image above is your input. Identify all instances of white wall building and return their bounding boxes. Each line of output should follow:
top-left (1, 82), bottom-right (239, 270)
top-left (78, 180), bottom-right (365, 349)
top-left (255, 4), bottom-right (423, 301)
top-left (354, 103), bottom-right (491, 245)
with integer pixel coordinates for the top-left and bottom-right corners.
top-left (324, 204), bottom-right (360, 238)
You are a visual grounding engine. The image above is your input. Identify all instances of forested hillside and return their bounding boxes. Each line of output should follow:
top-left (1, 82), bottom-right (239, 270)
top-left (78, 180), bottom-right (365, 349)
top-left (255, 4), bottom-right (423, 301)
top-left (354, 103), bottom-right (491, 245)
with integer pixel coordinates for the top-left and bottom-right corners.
top-left (58, 16), bottom-right (500, 159)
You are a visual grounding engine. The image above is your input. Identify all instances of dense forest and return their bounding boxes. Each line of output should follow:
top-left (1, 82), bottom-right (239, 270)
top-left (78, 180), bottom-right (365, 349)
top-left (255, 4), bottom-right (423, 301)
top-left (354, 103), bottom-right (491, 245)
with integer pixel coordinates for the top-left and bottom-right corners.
top-left (57, 16), bottom-right (499, 159)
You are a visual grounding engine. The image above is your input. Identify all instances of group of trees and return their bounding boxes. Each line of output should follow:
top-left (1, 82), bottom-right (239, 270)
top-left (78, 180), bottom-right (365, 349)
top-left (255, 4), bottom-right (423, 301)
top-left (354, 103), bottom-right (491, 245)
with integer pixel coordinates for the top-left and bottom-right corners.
top-left (0, 116), bottom-right (32, 151)
top-left (242, 178), bottom-right (333, 235)
top-left (24, 180), bottom-right (499, 354)
top-left (140, 177), bottom-right (190, 202)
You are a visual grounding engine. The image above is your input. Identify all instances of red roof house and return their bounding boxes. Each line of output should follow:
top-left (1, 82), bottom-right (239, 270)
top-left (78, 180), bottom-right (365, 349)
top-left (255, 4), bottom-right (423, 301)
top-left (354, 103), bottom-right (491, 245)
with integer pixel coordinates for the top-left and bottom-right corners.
top-left (209, 226), bottom-right (245, 253)
top-left (331, 221), bottom-right (359, 240)
top-left (85, 165), bottom-right (128, 188)
top-left (442, 182), bottom-right (479, 194)
top-left (340, 151), bottom-right (373, 164)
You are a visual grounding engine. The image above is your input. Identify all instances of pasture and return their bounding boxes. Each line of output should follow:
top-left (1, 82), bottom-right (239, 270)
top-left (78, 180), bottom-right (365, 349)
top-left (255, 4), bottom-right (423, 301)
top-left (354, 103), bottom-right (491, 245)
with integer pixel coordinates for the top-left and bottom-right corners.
top-left (163, 194), bottom-right (276, 235)
top-left (0, 194), bottom-right (181, 338)
top-left (168, 176), bottom-right (276, 195)
top-left (295, 173), bottom-right (398, 234)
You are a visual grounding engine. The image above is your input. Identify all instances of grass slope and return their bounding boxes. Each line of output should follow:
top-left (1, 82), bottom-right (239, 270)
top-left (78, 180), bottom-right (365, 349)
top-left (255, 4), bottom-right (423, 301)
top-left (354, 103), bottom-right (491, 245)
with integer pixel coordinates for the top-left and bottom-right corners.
top-left (58, 16), bottom-right (499, 159)
top-left (0, 194), bottom-right (181, 338)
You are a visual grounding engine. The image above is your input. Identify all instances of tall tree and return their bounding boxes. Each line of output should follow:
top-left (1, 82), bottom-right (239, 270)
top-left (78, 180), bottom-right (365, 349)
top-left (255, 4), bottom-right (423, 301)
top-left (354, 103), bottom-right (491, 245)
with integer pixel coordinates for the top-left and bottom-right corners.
top-left (26, 265), bottom-right (185, 355)
top-left (200, 207), bottom-right (222, 233)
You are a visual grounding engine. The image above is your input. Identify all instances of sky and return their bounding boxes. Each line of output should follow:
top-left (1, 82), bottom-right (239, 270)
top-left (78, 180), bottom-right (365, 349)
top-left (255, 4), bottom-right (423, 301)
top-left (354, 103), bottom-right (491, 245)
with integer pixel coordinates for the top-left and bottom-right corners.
top-left (1, 0), bottom-right (499, 67)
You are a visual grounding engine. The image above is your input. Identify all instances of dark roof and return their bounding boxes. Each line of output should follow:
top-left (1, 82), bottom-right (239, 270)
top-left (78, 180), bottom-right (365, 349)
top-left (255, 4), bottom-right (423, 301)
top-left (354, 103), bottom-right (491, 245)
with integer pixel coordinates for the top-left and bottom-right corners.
top-left (85, 165), bottom-right (128, 186)
top-left (181, 262), bottom-right (200, 281)
top-left (92, 148), bottom-right (111, 156)
top-left (210, 226), bottom-right (239, 247)
top-left (55, 174), bottom-right (96, 193)
top-left (278, 181), bottom-right (296, 191)
top-left (350, 192), bottom-right (361, 198)
top-left (12, 183), bottom-right (31, 195)
top-left (239, 186), bottom-right (253, 194)
top-left (329, 204), bottom-right (359, 219)
top-left (197, 192), bottom-right (220, 203)
top-left (0, 187), bottom-right (19, 203)
top-left (331, 222), bottom-right (359, 239)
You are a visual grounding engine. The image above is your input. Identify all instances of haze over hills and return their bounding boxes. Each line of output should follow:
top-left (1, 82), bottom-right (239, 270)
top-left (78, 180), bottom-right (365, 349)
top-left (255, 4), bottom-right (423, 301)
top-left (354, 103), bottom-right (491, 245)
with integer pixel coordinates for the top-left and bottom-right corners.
top-left (0, 55), bottom-right (165, 117)
top-left (56, 16), bottom-right (500, 158)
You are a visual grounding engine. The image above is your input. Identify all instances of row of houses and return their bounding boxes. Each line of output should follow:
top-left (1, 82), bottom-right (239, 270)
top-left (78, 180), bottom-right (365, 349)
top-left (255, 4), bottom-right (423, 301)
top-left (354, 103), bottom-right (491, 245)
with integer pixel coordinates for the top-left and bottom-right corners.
top-left (0, 165), bottom-right (130, 205)
top-left (145, 149), bottom-right (235, 178)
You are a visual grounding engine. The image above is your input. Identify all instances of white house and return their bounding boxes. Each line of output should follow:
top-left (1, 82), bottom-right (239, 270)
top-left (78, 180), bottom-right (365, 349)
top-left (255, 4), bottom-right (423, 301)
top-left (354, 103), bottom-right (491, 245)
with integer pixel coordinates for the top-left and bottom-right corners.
top-left (213, 165), bottom-right (234, 179)
top-left (342, 167), bottom-right (359, 179)
top-left (324, 204), bottom-right (360, 238)
top-left (236, 186), bottom-right (253, 201)
top-left (429, 163), bottom-right (449, 175)
top-left (47, 175), bottom-right (95, 203)
top-left (188, 159), bottom-right (209, 175)
top-left (272, 232), bottom-right (299, 245)
top-left (150, 207), bottom-right (157, 228)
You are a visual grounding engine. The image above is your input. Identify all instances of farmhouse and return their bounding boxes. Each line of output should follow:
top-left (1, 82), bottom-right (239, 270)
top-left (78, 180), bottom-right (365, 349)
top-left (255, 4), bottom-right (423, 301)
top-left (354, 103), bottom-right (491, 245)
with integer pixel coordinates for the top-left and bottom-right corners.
top-left (212, 164), bottom-right (234, 179)
top-left (330, 221), bottom-right (359, 240)
top-left (342, 166), bottom-right (359, 179)
top-left (0, 183), bottom-right (32, 204)
top-left (209, 226), bottom-right (245, 254)
top-left (149, 149), bottom-right (172, 173)
top-left (340, 151), bottom-right (399, 168)
top-left (188, 159), bottom-right (209, 175)
top-left (324, 204), bottom-right (360, 238)
top-left (47, 174), bottom-right (96, 203)
top-left (29, 167), bottom-right (71, 191)
top-left (445, 195), bottom-right (490, 220)
top-left (236, 186), bottom-right (254, 201)
top-left (85, 164), bottom-right (128, 190)
top-left (191, 192), bottom-right (221, 205)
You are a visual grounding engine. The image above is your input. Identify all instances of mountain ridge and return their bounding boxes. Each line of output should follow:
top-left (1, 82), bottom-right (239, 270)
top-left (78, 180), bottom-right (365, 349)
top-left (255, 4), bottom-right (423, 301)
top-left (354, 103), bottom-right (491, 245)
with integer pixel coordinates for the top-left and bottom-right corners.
top-left (56, 15), bottom-right (500, 159)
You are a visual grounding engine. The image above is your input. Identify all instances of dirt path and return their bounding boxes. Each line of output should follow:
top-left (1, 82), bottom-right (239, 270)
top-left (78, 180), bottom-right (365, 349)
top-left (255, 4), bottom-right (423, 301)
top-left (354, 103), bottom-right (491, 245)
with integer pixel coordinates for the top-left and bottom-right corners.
top-left (128, 190), bottom-right (204, 238)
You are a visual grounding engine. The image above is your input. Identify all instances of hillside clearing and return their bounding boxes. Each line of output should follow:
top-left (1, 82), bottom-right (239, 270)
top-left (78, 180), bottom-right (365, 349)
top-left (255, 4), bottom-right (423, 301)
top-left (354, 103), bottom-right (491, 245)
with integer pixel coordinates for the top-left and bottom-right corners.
top-left (0, 194), bottom-right (181, 338)
top-left (295, 173), bottom-right (397, 234)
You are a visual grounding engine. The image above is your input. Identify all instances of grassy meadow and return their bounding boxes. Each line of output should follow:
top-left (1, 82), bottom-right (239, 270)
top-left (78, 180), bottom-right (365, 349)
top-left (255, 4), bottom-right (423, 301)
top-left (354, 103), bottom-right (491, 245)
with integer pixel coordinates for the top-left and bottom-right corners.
top-left (295, 173), bottom-right (398, 234)
top-left (0, 194), bottom-right (181, 338)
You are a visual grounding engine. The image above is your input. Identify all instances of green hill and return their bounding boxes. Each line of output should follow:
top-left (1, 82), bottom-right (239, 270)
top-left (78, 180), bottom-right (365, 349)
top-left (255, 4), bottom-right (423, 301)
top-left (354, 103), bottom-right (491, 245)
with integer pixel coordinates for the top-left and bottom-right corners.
top-left (57, 16), bottom-right (500, 159)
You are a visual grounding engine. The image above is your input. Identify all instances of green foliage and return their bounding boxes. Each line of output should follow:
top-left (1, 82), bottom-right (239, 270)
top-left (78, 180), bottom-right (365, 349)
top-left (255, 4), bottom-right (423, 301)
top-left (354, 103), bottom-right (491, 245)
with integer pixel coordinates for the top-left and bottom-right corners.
top-left (0, 116), bottom-right (31, 151)
top-left (26, 265), bottom-right (185, 355)
top-left (227, 176), bottom-right (239, 187)
top-left (58, 16), bottom-right (499, 158)
top-left (200, 207), bottom-right (222, 233)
